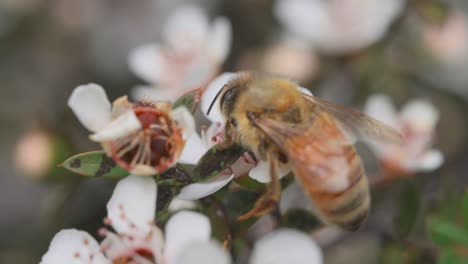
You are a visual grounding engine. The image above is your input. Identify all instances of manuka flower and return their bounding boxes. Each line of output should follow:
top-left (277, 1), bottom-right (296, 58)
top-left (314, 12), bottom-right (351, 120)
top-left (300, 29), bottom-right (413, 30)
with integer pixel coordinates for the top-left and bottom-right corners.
top-left (274, 0), bottom-right (405, 54)
top-left (364, 94), bottom-right (444, 174)
top-left (41, 177), bottom-right (323, 264)
top-left (129, 4), bottom-right (231, 102)
top-left (41, 176), bottom-right (230, 264)
top-left (423, 11), bottom-right (468, 64)
top-left (68, 83), bottom-right (202, 176)
top-left (249, 229), bottom-right (323, 264)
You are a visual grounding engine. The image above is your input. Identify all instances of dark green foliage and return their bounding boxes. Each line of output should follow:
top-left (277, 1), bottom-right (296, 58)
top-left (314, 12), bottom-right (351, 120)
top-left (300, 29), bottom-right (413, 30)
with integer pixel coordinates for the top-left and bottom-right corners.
top-left (173, 89), bottom-right (199, 112)
top-left (60, 151), bottom-right (129, 178)
top-left (193, 143), bottom-right (246, 181)
top-left (395, 181), bottom-right (421, 238)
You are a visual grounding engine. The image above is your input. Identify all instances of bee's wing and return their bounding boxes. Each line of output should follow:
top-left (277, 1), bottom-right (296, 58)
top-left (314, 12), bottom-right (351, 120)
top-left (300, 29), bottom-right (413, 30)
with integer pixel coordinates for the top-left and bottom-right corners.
top-left (302, 94), bottom-right (402, 144)
top-left (251, 114), bottom-right (370, 231)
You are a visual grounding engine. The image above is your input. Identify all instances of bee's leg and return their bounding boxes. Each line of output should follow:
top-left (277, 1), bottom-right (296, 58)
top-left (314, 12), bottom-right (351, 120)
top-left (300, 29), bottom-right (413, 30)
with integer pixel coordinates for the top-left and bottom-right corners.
top-left (237, 156), bottom-right (281, 221)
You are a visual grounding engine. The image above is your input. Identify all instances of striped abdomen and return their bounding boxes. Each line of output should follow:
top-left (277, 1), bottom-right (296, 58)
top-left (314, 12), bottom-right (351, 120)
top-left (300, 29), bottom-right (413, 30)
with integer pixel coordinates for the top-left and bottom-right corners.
top-left (282, 114), bottom-right (370, 231)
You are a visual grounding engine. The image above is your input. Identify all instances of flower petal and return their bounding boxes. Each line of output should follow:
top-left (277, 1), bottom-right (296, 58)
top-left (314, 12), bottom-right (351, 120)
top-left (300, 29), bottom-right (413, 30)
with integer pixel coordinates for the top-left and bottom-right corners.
top-left (401, 99), bottom-right (440, 133)
top-left (132, 85), bottom-right (178, 102)
top-left (178, 133), bottom-right (208, 165)
top-left (249, 160), bottom-right (290, 183)
top-left (100, 232), bottom-right (129, 260)
top-left (274, 0), bottom-right (327, 43)
top-left (164, 211), bottom-right (211, 264)
top-left (178, 174), bottom-right (234, 200)
top-left (364, 94), bottom-right (398, 128)
top-left (209, 17), bottom-right (232, 62)
top-left (89, 110), bottom-right (142, 142)
top-left (170, 107), bottom-right (196, 139)
top-left (68, 84), bottom-right (112, 132)
top-left (168, 197), bottom-right (197, 212)
top-left (106, 176), bottom-right (157, 237)
top-left (179, 61), bottom-right (215, 91)
top-left (128, 44), bottom-right (165, 84)
top-left (40, 229), bottom-right (109, 264)
top-left (250, 229), bottom-right (323, 264)
top-left (200, 72), bottom-right (237, 122)
top-left (101, 227), bottom-right (164, 263)
top-left (415, 149), bottom-right (444, 172)
top-left (163, 5), bottom-right (209, 54)
top-left (175, 241), bottom-right (232, 264)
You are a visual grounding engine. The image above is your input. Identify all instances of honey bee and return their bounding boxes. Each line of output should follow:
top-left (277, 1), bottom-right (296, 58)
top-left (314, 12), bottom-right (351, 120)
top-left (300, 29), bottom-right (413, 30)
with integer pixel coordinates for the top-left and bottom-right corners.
top-left (206, 72), bottom-right (401, 231)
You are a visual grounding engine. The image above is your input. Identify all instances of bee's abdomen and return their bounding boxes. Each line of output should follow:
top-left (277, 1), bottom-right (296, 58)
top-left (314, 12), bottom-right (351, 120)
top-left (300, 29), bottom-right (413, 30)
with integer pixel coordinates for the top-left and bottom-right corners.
top-left (317, 150), bottom-right (370, 231)
top-left (294, 145), bottom-right (370, 231)
top-left (320, 170), bottom-right (370, 231)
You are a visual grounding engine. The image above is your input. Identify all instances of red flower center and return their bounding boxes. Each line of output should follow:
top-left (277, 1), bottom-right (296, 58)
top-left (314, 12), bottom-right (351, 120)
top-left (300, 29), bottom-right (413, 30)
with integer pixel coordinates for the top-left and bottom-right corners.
top-left (110, 103), bottom-right (184, 174)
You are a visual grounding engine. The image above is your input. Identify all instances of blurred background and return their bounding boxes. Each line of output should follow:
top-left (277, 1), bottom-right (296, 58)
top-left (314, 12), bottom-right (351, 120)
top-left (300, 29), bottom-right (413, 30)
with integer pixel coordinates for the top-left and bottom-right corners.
top-left (1, 0), bottom-right (467, 263)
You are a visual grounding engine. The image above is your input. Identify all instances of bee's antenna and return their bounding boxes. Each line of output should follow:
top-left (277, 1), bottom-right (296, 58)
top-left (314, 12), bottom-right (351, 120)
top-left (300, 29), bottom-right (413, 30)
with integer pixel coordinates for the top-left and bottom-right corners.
top-left (206, 85), bottom-right (227, 116)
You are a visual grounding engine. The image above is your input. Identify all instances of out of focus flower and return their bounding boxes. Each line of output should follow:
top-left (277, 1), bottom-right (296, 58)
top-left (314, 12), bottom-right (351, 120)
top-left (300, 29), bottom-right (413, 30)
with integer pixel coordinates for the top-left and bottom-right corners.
top-left (129, 4), bottom-right (231, 102)
top-left (41, 176), bottom-right (231, 264)
top-left (250, 229), bottom-right (323, 264)
top-left (364, 94), bottom-right (443, 174)
top-left (14, 129), bottom-right (54, 179)
top-left (41, 229), bottom-right (110, 264)
top-left (423, 11), bottom-right (468, 64)
top-left (51, 0), bottom-right (103, 33)
top-left (177, 73), bottom-right (310, 200)
top-left (261, 38), bottom-right (319, 82)
top-left (274, 0), bottom-right (405, 54)
top-left (68, 83), bottom-right (202, 176)
top-left (42, 177), bottom-right (322, 264)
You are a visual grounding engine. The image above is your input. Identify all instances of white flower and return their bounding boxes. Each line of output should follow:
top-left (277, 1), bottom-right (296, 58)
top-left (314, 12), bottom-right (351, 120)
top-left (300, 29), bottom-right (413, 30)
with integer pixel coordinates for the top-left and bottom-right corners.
top-left (68, 83), bottom-right (202, 176)
top-left (261, 37), bottom-right (319, 82)
top-left (41, 229), bottom-right (110, 264)
top-left (423, 11), bottom-right (468, 64)
top-left (250, 229), bottom-right (323, 264)
top-left (177, 73), bottom-right (310, 200)
top-left (274, 0), bottom-right (405, 54)
top-left (129, 4), bottom-right (232, 102)
top-left (41, 176), bottom-right (231, 264)
top-left (364, 94), bottom-right (444, 174)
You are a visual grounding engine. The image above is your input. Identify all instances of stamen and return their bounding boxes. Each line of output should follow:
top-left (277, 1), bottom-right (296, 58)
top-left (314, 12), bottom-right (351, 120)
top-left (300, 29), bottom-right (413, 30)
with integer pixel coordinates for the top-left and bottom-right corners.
top-left (130, 140), bottom-right (145, 167)
top-left (98, 227), bottom-right (109, 237)
top-left (117, 136), bottom-right (140, 158)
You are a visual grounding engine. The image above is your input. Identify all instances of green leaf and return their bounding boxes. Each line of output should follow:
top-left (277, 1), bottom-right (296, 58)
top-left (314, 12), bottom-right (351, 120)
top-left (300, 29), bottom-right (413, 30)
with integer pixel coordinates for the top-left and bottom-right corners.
top-left (223, 188), bottom-right (261, 237)
top-left (173, 89), bottom-right (199, 112)
top-left (438, 249), bottom-right (465, 264)
top-left (203, 198), bottom-right (231, 246)
top-left (462, 189), bottom-right (468, 230)
top-left (234, 175), bottom-right (265, 191)
top-left (395, 182), bottom-right (421, 238)
top-left (156, 165), bottom-right (193, 213)
top-left (193, 143), bottom-right (246, 181)
top-left (428, 217), bottom-right (468, 246)
top-left (380, 244), bottom-right (414, 264)
top-left (60, 151), bottom-right (129, 178)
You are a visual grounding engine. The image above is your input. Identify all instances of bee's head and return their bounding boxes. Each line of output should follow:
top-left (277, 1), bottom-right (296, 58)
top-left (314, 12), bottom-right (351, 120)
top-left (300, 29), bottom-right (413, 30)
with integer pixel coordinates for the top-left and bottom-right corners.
top-left (206, 72), bottom-right (252, 118)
